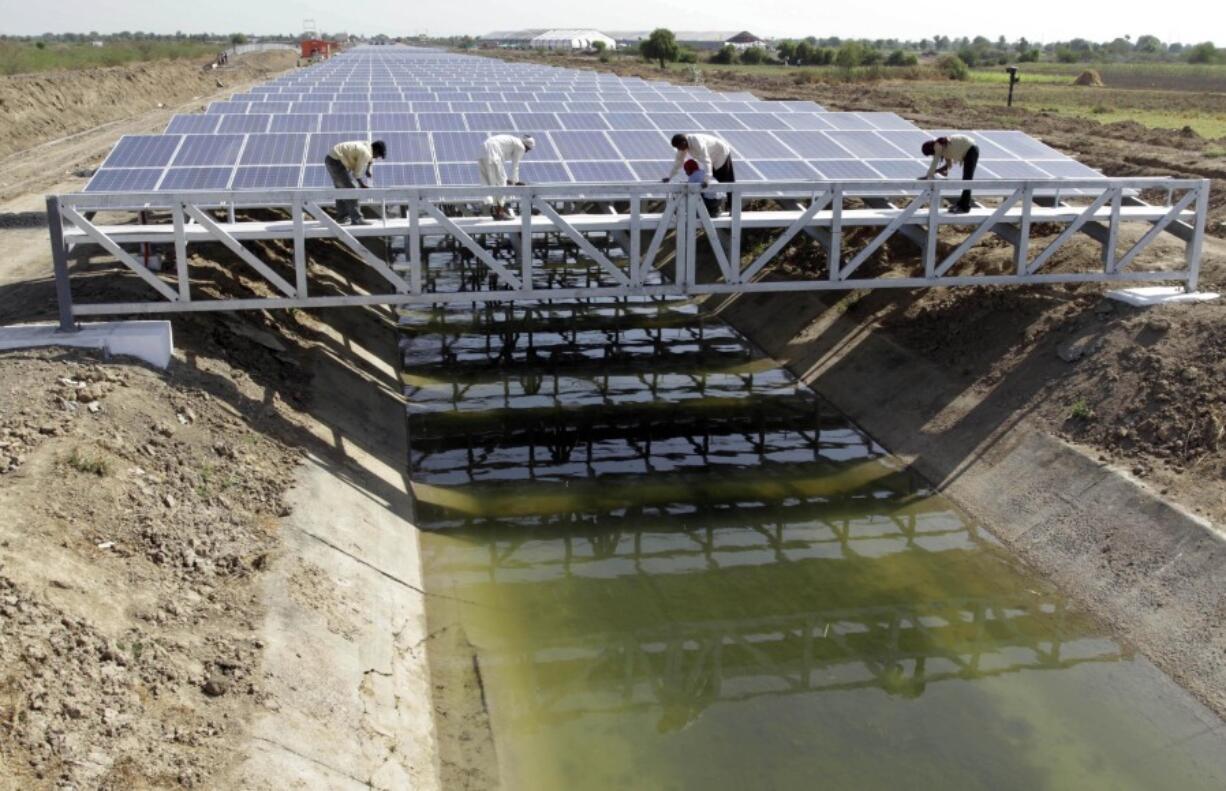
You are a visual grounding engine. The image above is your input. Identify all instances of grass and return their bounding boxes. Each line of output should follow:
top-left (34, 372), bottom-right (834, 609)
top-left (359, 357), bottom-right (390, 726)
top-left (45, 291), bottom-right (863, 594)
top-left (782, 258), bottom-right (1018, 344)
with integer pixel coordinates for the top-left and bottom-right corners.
top-left (1070, 400), bottom-right (1094, 421)
top-left (66, 448), bottom-right (110, 477)
top-left (0, 39), bottom-right (219, 76)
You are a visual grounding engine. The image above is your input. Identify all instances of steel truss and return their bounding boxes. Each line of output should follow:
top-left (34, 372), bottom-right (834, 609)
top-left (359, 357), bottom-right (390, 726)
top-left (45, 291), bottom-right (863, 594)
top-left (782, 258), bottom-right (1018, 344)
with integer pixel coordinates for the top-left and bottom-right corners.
top-left (47, 177), bottom-right (1209, 329)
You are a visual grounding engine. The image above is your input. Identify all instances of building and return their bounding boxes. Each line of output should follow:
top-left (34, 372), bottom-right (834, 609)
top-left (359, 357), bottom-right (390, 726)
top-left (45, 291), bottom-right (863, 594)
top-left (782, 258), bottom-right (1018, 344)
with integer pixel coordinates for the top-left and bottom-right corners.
top-left (610, 30), bottom-right (763, 51)
top-left (300, 39), bottom-right (336, 60)
top-left (480, 29), bottom-right (617, 50)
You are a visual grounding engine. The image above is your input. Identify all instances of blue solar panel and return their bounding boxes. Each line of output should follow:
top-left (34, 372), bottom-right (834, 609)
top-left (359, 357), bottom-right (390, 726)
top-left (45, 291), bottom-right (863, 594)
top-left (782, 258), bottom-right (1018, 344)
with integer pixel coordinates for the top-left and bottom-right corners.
top-left (511, 112), bottom-right (562, 131)
top-left (247, 102), bottom-right (291, 115)
top-left (607, 130), bottom-right (669, 159)
top-left (650, 113), bottom-right (697, 132)
top-left (863, 159), bottom-right (927, 179)
top-left (371, 113), bottom-right (418, 131)
top-left (980, 131), bottom-right (1063, 159)
top-left (418, 113), bottom-right (466, 131)
top-left (219, 115), bottom-right (271, 134)
top-left (103, 135), bottom-right (182, 168)
top-left (809, 160), bottom-right (883, 179)
top-left (980, 160), bottom-right (1055, 179)
top-left (734, 113), bottom-right (790, 131)
top-left (374, 132), bottom-right (433, 163)
top-left (568, 161), bottom-right (636, 182)
top-left (603, 113), bottom-right (655, 131)
top-left (158, 167), bottom-right (233, 191)
top-left (689, 113), bottom-right (746, 131)
top-left (437, 162), bottom-right (481, 185)
top-left (638, 101), bottom-right (680, 113)
top-left (333, 101), bottom-right (371, 113)
top-left (172, 135), bottom-right (244, 167)
top-left (371, 101), bottom-right (415, 113)
top-left (167, 115), bottom-right (221, 134)
top-left (858, 112), bottom-right (920, 131)
top-left (232, 166), bottom-right (301, 189)
top-left (772, 131), bottom-right (853, 159)
top-left (239, 134), bottom-right (307, 165)
top-left (780, 114), bottom-right (833, 131)
top-left (85, 168), bottom-right (164, 192)
top-left (519, 161), bottom-right (572, 183)
top-left (817, 113), bottom-right (876, 131)
top-left (373, 163), bottom-right (437, 186)
top-left (207, 101), bottom-right (249, 115)
top-left (452, 101), bottom-right (491, 112)
top-left (301, 166), bottom-right (332, 188)
top-left (750, 160), bottom-right (820, 180)
top-left (464, 113), bottom-right (515, 132)
top-left (627, 161), bottom-right (671, 181)
top-left (826, 131), bottom-right (910, 159)
top-left (430, 132), bottom-right (485, 162)
top-left (269, 114), bottom-right (321, 133)
top-left (308, 133), bottom-right (364, 162)
top-left (320, 113), bottom-right (369, 133)
top-left (291, 101), bottom-right (332, 114)
top-left (877, 130), bottom-right (931, 156)
top-left (720, 131), bottom-right (794, 159)
top-left (549, 131), bottom-right (618, 160)
top-left (557, 113), bottom-right (611, 131)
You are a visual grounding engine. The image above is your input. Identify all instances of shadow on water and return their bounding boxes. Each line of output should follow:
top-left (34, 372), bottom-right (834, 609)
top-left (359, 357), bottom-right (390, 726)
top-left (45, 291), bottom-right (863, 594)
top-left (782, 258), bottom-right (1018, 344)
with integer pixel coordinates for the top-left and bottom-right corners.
top-left (404, 244), bottom-right (1226, 791)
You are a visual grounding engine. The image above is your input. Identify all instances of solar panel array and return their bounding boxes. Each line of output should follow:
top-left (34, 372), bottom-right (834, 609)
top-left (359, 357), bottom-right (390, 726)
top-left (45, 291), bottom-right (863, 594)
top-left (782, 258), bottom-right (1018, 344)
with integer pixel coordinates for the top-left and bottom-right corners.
top-left (85, 48), bottom-right (1104, 193)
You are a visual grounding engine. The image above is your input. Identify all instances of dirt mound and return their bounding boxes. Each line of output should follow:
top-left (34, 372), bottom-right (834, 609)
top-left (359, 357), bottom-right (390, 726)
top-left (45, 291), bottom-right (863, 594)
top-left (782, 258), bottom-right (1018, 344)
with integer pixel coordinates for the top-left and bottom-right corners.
top-left (0, 51), bottom-right (295, 160)
top-left (0, 348), bottom-right (301, 788)
top-left (1074, 69), bottom-right (1105, 87)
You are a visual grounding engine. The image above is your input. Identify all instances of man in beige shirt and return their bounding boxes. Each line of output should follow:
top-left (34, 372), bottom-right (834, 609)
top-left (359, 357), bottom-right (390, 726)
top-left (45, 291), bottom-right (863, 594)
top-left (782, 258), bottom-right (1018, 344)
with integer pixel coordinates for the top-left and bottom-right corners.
top-left (324, 139), bottom-right (386, 225)
top-left (919, 135), bottom-right (979, 213)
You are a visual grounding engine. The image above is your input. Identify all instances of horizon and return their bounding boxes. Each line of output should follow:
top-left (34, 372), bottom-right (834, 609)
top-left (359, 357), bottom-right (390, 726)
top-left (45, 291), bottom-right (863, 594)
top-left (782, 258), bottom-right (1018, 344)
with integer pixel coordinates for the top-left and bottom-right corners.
top-left (0, 0), bottom-right (1220, 45)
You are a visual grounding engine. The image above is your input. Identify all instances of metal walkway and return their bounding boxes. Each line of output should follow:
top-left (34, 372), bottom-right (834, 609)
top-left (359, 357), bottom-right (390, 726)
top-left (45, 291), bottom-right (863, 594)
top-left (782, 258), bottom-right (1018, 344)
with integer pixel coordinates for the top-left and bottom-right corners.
top-left (47, 177), bottom-right (1209, 328)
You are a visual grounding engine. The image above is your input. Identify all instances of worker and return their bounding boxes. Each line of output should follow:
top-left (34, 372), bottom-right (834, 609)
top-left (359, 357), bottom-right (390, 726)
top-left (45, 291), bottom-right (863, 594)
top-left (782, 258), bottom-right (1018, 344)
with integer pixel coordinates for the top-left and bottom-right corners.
top-left (663, 133), bottom-right (735, 188)
top-left (478, 134), bottom-right (534, 220)
top-left (919, 135), bottom-right (979, 214)
top-left (683, 159), bottom-right (724, 217)
top-left (323, 139), bottom-right (385, 225)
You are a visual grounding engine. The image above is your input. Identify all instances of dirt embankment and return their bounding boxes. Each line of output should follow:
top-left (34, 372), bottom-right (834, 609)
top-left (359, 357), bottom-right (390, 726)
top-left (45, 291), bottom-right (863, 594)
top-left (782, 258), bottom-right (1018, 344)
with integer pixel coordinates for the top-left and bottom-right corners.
top-left (0, 51), bottom-right (296, 160)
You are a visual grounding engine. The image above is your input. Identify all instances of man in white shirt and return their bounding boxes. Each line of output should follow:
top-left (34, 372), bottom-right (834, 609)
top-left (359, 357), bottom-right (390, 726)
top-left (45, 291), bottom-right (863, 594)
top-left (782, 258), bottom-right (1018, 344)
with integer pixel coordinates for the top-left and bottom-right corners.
top-left (919, 135), bottom-right (979, 214)
top-left (664, 133), bottom-right (735, 186)
top-left (324, 139), bottom-right (386, 225)
top-left (478, 134), bottom-right (535, 220)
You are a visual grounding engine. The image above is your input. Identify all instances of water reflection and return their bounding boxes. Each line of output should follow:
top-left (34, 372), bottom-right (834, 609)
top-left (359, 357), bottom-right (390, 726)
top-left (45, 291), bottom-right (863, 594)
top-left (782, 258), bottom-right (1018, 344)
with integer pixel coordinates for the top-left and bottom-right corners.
top-left (405, 251), bottom-right (1226, 791)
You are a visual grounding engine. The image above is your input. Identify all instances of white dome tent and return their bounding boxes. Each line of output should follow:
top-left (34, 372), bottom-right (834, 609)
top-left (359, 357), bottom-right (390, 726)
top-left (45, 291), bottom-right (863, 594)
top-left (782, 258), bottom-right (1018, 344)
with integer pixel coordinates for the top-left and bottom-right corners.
top-left (529, 29), bottom-right (617, 51)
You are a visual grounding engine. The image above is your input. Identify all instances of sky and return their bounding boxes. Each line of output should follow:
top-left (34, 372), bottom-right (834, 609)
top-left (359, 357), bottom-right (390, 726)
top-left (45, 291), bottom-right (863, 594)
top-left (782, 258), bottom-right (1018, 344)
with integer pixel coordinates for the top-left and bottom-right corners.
top-left (0, 0), bottom-right (1221, 44)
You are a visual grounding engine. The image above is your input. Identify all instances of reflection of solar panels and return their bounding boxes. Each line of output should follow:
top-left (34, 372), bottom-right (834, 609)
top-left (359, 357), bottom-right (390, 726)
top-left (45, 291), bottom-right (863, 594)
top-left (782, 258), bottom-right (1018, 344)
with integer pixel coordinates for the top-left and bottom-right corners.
top-left (85, 50), bottom-right (1104, 193)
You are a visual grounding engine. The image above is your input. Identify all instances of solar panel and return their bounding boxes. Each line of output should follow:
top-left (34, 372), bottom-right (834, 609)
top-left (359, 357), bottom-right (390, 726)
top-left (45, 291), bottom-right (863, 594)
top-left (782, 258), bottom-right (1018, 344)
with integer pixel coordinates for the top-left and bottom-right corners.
top-left (721, 131), bottom-right (795, 160)
top-left (651, 113), bottom-right (697, 132)
top-left (520, 162), bottom-right (573, 183)
top-left (375, 132), bottom-right (433, 163)
top-left (864, 159), bottom-right (927, 179)
top-left (603, 113), bottom-right (655, 131)
top-left (511, 112), bottom-right (563, 131)
top-left (247, 102), bottom-right (292, 115)
top-left (780, 114), bottom-right (833, 131)
top-left (734, 113), bottom-right (790, 131)
top-left (980, 160), bottom-right (1055, 179)
top-left (557, 113), bottom-right (611, 131)
top-left (464, 113), bottom-right (515, 132)
top-left (772, 131), bottom-right (852, 159)
top-left (826, 131), bottom-right (910, 159)
top-left (817, 113), bottom-right (876, 131)
top-left (167, 115), bottom-right (221, 134)
top-left (437, 162), bottom-right (481, 185)
top-left (172, 135), bottom-right (244, 167)
top-left (159, 167), bottom-right (233, 191)
top-left (568, 161), bottom-right (636, 182)
top-left (269, 114), bottom-right (321, 134)
top-left (373, 163), bottom-right (438, 186)
top-left (627, 161), bottom-right (671, 181)
top-left (418, 113), bottom-right (466, 131)
top-left (371, 113), bottom-right (418, 131)
top-left (809, 160), bottom-right (883, 179)
top-left (320, 113), bottom-right (370, 132)
top-left (219, 115), bottom-right (271, 134)
top-left (240, 134), bottom-right (307, 166)
top-left (549, 131), bottom-right (619, 160)
top-left (232, 166), bottom-right (301, 189)
top-left (103, 135), bottom-right (182, 168)
top-left (85, 168), bottom-right (164, 192)
top-left (750, 160), bottom-right (820, 180)
top-left (607, 130), bottom-right (669, 159)
top-left (431, 132), bottom-right (486, 162)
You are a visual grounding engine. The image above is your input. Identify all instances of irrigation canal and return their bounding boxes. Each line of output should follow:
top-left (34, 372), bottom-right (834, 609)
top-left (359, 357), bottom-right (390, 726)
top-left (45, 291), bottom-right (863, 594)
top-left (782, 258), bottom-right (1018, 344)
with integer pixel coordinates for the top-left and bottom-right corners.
top-left (400, 240), bottom-right (1226, 790)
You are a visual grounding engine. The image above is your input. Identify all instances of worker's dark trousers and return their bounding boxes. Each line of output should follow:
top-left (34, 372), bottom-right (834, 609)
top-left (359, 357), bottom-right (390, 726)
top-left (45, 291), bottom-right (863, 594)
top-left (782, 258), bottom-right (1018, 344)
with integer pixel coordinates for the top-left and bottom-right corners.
top-left (711, 156), bottom-right (735, 211)
top-left (324, 155), bottom-right (362, 221)
top-left (957, 146), bottom-right (980, 211)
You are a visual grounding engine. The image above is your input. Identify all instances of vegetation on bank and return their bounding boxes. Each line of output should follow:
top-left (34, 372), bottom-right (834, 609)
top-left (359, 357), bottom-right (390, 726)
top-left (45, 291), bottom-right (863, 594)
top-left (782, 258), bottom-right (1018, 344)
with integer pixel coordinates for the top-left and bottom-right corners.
top-left (0, 39), bottom-right (222, 75)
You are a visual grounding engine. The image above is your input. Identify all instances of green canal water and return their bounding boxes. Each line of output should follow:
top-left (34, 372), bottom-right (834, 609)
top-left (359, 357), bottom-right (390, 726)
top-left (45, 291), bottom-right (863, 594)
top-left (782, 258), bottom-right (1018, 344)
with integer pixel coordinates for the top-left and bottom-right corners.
top-left (403, 251), bottom-right (1226, 790)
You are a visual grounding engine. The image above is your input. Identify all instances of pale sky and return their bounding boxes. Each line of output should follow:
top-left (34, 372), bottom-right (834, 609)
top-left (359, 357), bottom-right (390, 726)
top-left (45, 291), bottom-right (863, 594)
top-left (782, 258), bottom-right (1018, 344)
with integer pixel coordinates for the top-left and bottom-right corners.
top-left (0, 0), bottom-right (1220, 44)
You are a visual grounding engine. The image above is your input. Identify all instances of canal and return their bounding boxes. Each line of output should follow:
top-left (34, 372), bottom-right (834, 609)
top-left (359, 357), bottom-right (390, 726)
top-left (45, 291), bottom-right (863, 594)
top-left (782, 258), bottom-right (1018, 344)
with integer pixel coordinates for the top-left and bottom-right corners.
top-left (402, 244), bottom-right (1226, 790)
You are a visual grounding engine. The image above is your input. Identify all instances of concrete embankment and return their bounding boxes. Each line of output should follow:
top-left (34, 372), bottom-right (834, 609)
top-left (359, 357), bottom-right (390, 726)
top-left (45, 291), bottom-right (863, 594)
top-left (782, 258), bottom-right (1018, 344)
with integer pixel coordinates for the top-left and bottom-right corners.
top-left (714, 287), bottom-right (1226, 720)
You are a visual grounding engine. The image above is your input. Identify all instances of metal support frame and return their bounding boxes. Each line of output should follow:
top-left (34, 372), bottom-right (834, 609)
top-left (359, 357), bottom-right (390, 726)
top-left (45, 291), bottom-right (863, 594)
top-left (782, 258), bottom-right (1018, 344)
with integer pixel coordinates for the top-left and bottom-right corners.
top-left (46, 178), bottom-right (1209, 316)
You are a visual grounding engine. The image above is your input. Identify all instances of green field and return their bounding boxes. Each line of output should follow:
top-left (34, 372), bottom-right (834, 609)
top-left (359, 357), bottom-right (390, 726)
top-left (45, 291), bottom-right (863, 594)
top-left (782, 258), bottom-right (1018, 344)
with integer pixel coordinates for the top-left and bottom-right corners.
top-left (0, 40), bottom-right (220, 75)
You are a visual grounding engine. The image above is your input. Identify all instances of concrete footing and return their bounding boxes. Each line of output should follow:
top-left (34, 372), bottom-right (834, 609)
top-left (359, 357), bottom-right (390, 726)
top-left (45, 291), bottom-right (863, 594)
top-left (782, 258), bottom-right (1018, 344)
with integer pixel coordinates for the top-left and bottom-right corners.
top-left (1106, 286), bottom-right (1220, 306)
top-left (0, 321), bottom-right (174, 369)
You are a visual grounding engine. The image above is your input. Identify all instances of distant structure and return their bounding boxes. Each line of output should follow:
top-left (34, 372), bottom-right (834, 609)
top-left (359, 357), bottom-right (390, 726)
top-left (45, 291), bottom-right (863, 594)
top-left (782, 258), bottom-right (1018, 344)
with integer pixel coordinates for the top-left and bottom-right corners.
top-left (609, 30), bottom-right (763, 51)
top-left (300, 38), bottom-right (336, 60)
top-left (481, 29), bottom-right (618, 50)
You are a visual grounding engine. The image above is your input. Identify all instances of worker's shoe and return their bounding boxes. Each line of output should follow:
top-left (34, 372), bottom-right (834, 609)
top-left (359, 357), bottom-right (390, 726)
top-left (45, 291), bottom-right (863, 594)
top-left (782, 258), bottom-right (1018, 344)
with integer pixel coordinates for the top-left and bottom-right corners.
top-left (345, 216), bottom-right (370, 226)
top-left (491, 206), bottom-right (509, 221)
top-left (950, 203), bottom-right (972, 215)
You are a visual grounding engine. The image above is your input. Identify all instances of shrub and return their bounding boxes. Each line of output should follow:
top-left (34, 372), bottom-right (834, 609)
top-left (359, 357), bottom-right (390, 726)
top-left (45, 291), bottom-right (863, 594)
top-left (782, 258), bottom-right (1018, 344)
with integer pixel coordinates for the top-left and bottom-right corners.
top-left (1186, 41), bottom-right (1221, 64)
top-left (885, 49), bottom-right (917, 67)
top-left (936, 54), bottom-right (969, 80)
top-left (709, 44), bottom-right (737, 65)
top-left (739, 46), bottom-right (770, 65)
top-left (678, 49), bottom-right (698, 64)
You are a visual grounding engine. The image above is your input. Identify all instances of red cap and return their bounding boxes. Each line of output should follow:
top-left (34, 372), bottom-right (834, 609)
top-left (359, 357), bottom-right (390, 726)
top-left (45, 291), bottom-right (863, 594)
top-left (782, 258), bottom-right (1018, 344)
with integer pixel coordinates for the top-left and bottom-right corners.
top-left (683, 159), bottom-right (699, 174)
